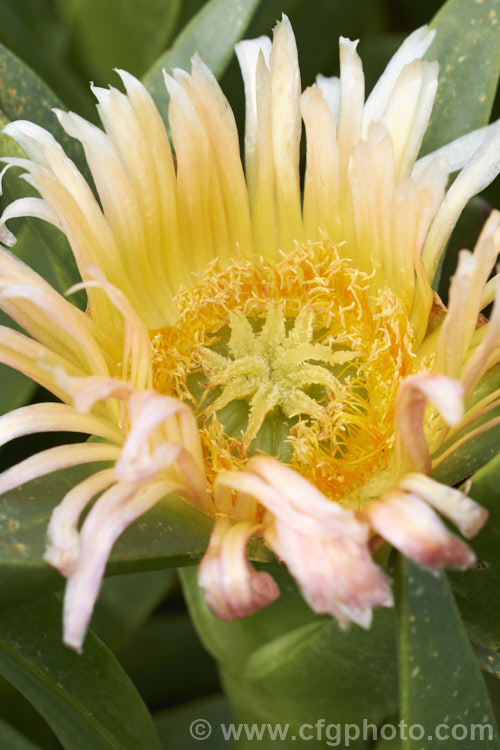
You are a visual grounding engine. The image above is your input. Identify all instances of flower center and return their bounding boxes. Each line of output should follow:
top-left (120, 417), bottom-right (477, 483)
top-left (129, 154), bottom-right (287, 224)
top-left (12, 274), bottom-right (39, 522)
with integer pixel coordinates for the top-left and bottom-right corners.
top-left (150, 242), bottom-right (417, 507)
top-left (198, 304), bottom-right (357, 452)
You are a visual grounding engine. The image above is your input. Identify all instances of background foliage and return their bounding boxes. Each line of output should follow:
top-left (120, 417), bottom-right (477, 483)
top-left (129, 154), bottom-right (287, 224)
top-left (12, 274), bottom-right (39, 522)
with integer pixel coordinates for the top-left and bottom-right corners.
top-left (0, 0), bottom-right (499, 748)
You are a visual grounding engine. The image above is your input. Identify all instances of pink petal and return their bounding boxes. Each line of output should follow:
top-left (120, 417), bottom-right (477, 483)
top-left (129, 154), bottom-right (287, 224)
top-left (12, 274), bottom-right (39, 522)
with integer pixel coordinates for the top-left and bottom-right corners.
top-left (0, 442), bottom-right (121, 495)
top-left (394, 373), bottom-right (464, 473)
top-left (198, 516), bottom-right (280, 621)
top-left (63, 479), bottom-right (174, 651)
top-left (222, 456), bottom-right (367, 540)
top-left (265, 519), bottom-right (392, 629)
top-left (399, 473), bottom-right (488, 539)
top-left (366, 490), bottom-right (476, 571)
top-left (44, 468), bottom-right (116, 576)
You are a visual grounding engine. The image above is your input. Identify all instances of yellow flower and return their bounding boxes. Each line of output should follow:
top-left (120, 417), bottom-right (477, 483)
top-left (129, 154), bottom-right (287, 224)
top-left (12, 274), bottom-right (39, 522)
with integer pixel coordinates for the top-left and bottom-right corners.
top-left (0, 16), bottom-right (499, 650)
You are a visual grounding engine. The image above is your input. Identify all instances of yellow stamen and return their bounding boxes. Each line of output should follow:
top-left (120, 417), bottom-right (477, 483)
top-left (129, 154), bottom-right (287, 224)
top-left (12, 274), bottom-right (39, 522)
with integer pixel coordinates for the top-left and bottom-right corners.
top-left (151, 241), bottom-right (418, 504)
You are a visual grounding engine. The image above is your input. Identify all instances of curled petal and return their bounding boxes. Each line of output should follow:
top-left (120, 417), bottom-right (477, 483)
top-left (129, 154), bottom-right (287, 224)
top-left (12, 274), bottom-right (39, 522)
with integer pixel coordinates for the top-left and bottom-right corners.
top-left (395, 373), bottom-right (464, 473)
top-left (45, 468), bottom-right (116, 576)
top-left (214, 458), bottom-right (389, 629)
top-left (50, 368), bottom-right (133, 414)
top-left (399, 473), bottom-right (488, 539)
top-left (63, 479), bottom-right (175, 651)
top-left (69, 266), bottom-right (152, 390)
top-left (216, 457), bottom-right (367, 541)
top-left (366, 490), bottom-right (475, 571)
top-left (0, 442), bottom-right (121, 495)
top-left (198, 516), bottom-right (280, 621)
top-left (114, 390), bottom-right (211, 511)
top-left (265, 519), bottom-right (392, 629)
top-left (0, 402), bottom-right (121, 448)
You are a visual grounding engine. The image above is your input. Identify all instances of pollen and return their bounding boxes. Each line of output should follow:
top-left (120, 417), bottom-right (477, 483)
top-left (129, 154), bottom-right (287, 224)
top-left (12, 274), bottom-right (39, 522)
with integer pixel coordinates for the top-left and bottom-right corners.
top-left (150, 241), bottom-right (417, 506)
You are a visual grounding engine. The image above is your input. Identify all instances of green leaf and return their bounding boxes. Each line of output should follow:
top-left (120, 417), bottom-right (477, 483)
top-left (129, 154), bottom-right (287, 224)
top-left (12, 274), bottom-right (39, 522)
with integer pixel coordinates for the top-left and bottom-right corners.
top-left (0, 363), bottom-right (36, 417)
top-left (142, 0), bottom-right (262, 126)
top-left (55, 0), bottom-right (184, 81)
top-left (154, 695), bottom-right (231, 750)
top-left (0, 0), bottom-right (93, 117)
top-left (0, 463), bottom-right (272, 610)
top-left (398, 558), bottom-right (500, 749)
top-left (0, 594), bottom-right (161, 750)
top-left (422, 0), bottom-right (500, 155)
top-left (431, 363), bottom-right (500, 487)
top-left (119, 612), bottom-right (219, 706)
top-left (89, 569), bottom-right (176, 653)
top-left (448, 451), bottom-right (500, 650)
top-left (0, 42), bottom-right (87, 172)
top-left (0, 719), bottom-right (41, 750)
top-left (180, 565), bottom-right (398, 729)
top-left (0, 464), bottom-right (215, 609)
top-left (469, 635), bottom-right (500, 678)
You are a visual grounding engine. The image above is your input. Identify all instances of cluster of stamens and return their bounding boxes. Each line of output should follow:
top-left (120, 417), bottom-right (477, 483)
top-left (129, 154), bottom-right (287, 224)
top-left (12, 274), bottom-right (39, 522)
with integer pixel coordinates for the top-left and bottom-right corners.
top-left (150, 242), bottom-right (416, 507)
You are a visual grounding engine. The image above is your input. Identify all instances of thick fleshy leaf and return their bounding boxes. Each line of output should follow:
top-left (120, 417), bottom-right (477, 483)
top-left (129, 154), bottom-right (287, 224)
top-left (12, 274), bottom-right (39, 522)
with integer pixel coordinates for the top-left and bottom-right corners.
top-left (0, 43), bottom-right (86, 171)
top-left (0, 1), bottom-right (92, 116)
top-left (89, 569), bottom-right (176, 653)
top-left (0, 719), bottom-right (41, 750)
top-left (0, 464), bottom-right (272, 610)
top-left (470, 636), bottom-right (500, 679)
top-left (142, 0), bottom-right (262, 126)
top-left (0, 362), bottom-right (36, 417)
top-left (0, 465), bottom-right (205, 608)
top-left (180, 565), bottom-right (398, 730)
top-left (0, 594), bottom-right (161, 750)
top-left (432, 364), bottom-right (500, 487)
top-left (421, 0), bottom-right (500, 155)
top-left (55, 0), bottom-right (183, 81)
top-left (154, 695), bottom-right (231, 750)
top-left (448, 450), bottom-right (500, 650)
top-left (398, 558), bottom-right (500, 749)
top-left (119, 612), bottom-right (219, 707)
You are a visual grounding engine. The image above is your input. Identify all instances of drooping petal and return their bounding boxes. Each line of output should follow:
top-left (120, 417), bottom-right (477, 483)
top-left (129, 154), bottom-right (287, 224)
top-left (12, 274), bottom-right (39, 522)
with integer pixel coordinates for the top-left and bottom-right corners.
top-left (0, 402), bottom-right (121, 448)
top-left (62, 479), bottom-right (174, 651)
top-left (394, 373), bottom-right (464, 474)
top-left (198, 516), bottom-right (279, 621)
top-left (45, 468), bottom-right (116, 575)
top-left (265, 518), bottom-right (392, 629)
top-left (212, 458), bottom-right (389, 629)
top-left (0, 442), bottom-right (121, 495)
top-left (113, 390), bottom-right (211, 511)
top-left (216, 457), bottom-right (367, 541)
top-left (399, 473), bottom-right (488, 539)
top-left (366, 490), bottom-right (476, 571)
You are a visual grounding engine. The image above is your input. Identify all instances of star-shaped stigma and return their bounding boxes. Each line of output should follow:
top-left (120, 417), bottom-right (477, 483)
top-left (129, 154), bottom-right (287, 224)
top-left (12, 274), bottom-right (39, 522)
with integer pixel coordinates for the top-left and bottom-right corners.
top-left (199, 304), bottom-right (357, 448)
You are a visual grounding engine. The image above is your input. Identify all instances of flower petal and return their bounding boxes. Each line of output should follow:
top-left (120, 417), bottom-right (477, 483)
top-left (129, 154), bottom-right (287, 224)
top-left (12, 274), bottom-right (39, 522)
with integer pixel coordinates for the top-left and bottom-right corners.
top-left (198, 516), bottom-right (279, 621)
top-left (0, 442), bottom-right (121, 495)
top-left (399, 473), bottom-right (488, 538)
top-left (366, 490), bottom-right (475, 571)
top-left (265, 519), bottom-right (392, 629)
top-left (62, 479), bottom-right (174, 651)
top-left (394, 373), bottom-right (464, 474)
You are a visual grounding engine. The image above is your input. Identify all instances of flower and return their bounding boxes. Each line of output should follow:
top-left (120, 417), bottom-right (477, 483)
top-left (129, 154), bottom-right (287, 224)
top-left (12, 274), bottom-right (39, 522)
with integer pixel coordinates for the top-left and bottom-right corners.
top-left (0, 16), bottom-right (499, 651)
